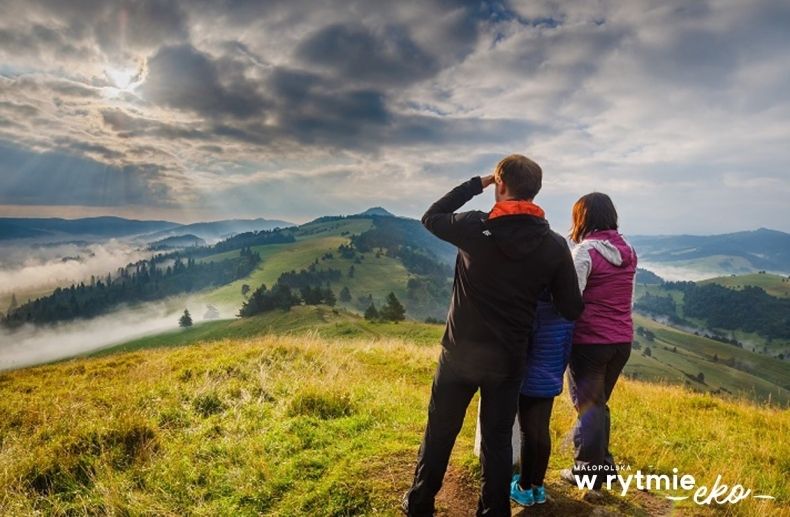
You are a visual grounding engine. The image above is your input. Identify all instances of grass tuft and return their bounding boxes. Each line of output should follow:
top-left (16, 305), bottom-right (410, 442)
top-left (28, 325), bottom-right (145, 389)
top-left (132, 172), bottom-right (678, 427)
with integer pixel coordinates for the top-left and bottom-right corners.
top-left (287, 389), bottom-right (356, 420)
top-left (192, 392), bottom-right (226, 417)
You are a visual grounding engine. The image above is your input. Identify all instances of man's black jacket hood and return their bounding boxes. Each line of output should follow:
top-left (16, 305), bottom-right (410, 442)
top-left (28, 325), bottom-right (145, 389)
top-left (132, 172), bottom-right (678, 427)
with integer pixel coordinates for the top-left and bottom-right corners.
top-left (485, 215), bottom-right (550, 260)
top-left (422, 177), bottom-right (584, 378)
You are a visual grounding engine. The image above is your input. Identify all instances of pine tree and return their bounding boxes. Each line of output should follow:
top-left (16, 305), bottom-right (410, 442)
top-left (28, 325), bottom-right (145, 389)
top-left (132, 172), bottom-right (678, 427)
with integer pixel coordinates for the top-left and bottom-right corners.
top-left (179, 309), bottom-right (193, 328)
top-left (380, 292), bottom-right (405, 322)
top-left (323, 287), bottom-right (337, 307)
top-left (7, 293), bottom-right (18, 315)
top-left (364, 303), bottom-right (379, 321)
top-left (339, 286), bottom-right (352, 303)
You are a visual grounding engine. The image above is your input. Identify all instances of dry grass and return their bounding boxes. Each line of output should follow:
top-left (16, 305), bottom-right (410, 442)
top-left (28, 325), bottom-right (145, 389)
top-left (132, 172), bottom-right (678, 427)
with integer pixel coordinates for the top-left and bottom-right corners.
top-left (0, 334), bottom-right (787, 516)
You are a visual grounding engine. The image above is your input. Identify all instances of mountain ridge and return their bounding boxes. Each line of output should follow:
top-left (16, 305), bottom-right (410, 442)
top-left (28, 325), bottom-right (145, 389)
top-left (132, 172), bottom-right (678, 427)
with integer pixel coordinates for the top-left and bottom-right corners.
top-left (628, 227), bottom-right (790, 274)
top-left (0, 216), bottom-right (295, 242)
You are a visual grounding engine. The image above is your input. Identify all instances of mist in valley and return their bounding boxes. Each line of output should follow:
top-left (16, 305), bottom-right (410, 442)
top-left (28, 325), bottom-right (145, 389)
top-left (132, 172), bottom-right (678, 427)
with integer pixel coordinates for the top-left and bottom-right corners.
top-left (0, 298), bottom-right (237, 371)
top-left (0, 236), bottom-right (246, 370)
top-left (638, 261), bottom-right (748, 282)
top-left (0, 239), bottom-right (153, 305)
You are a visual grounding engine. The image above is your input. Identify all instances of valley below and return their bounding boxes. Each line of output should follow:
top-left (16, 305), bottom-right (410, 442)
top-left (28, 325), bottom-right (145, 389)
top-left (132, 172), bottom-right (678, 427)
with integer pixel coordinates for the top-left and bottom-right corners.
top-left (1, 215), bottom-right (788, 515)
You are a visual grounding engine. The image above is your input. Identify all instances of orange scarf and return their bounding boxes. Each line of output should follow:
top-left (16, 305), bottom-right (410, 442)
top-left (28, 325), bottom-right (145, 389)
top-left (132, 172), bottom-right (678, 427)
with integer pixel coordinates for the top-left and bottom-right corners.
top-left (488, 200), bottom-right (545, 220)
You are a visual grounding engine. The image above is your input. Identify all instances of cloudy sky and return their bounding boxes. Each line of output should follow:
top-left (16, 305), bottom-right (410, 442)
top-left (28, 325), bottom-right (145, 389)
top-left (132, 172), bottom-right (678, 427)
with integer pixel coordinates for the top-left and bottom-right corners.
top-left (0, 0), bottom-right (788, 234)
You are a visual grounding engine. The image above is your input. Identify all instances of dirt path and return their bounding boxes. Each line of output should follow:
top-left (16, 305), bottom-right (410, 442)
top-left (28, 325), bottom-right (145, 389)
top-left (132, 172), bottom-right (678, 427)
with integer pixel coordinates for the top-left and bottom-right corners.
top-left (433, 466), bottom-right (675, 517)
top-left (434, 467), bottom-right (479, 516)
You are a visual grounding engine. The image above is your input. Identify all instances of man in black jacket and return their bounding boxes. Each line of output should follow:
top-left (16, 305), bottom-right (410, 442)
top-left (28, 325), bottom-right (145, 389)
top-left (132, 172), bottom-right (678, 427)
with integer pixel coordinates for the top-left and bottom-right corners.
top-left (403, 154), bottom-right (584, 516)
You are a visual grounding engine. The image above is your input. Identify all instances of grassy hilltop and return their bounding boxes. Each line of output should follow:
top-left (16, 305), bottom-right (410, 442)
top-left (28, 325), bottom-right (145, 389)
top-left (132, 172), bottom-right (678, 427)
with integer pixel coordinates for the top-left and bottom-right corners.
top-left (96, 306), bottom-right (790, 407)
top-left (1, 308), bottom-right (788, 516)
top-left (701, 273), bottom-right (790, 299)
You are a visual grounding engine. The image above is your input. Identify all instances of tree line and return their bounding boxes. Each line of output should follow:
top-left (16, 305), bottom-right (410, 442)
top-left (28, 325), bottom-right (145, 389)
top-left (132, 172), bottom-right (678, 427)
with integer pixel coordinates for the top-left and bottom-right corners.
top-left (636, 281), bottom-right (790, 340)
top-left (676, 282), bottom-right (790, 340)
top-left (3, 249), bottom-right (261, 327)
top-left (194, 228), bottom-right (295, 256)
top-left (238, 265), bottom-right (405, 322)
top-left (634, 292), bottom-right (682, 323)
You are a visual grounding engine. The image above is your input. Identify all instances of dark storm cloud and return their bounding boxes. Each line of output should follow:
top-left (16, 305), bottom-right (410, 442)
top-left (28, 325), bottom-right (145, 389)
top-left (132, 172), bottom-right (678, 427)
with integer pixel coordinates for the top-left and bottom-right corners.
top-left (296, 23), bottom-right (439, 86)
top-left (133, 49), bottom-right (529, 150)
top-left (264, 67), bottom-right (390, 145)
top-left (140, 44), bottom-right (267, 118)
top-left (0, 140), bottom-right (172, 206)
top-left (179, 66), bottom-right (531, 150)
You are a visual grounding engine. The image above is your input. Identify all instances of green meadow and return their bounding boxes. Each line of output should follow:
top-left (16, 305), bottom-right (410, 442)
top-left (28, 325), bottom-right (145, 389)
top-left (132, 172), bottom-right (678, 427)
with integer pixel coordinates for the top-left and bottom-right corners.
top-left (1, 312), bottom-right (787, 516)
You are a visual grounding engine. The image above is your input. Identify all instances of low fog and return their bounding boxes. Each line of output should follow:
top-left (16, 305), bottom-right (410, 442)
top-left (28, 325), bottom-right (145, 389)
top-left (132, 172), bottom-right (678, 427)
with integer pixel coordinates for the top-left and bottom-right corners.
top-left (639, 262), bottom-right (746, 282)
top-left (0, 239), bottom-right (152, 299)
top-left (0, 299), bottom-right (237, 371)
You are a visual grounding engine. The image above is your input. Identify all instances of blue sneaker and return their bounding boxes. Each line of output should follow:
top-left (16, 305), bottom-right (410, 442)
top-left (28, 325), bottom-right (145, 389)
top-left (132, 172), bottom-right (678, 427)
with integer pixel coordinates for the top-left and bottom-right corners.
top-left (533, 485), bottom-right (547, 504)
top-left (510, 474), bottom-right (535, 506)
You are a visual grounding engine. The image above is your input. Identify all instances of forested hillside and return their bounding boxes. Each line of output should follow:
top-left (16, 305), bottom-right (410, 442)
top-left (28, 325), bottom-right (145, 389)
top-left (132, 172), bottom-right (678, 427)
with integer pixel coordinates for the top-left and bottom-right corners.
top-left (3, 249), bottom-right (261, 326)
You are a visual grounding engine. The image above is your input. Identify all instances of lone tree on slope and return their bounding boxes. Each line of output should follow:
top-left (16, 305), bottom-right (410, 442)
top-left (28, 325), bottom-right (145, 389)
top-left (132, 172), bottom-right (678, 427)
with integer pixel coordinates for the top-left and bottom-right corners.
top-left (380, 292), bottom-right (406, 322)
top-left (179, 309), bottom-right (193, 328)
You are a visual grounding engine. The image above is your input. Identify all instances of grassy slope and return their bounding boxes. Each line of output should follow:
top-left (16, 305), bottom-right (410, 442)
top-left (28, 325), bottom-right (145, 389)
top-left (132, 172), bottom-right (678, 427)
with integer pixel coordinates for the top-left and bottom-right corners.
top-left (630, 315), bottom-right (790, 404)
top-left (92, 306), bottom-right (444, 357)
top-left (635, 280), bottom-right (790, 356)
top-left (1, 323), bottom-right (788, 516)
top-left (198, 218), bottom-right (411, 315)
top-left (98, 306), bottom-right (790, 406)
top-left (701, 272), bottom-right (790, 298)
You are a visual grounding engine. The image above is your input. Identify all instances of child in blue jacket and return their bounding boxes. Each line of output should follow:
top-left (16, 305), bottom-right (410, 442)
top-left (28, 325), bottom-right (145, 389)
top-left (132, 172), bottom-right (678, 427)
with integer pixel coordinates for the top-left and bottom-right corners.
top-left (510, 295), bottom-right (574, 506)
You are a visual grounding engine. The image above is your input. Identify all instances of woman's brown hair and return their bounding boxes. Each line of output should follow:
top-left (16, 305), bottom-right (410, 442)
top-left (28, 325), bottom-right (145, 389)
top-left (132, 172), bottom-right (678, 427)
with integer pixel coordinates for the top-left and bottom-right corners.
top-left (570, 192), bottom-right (619, 243)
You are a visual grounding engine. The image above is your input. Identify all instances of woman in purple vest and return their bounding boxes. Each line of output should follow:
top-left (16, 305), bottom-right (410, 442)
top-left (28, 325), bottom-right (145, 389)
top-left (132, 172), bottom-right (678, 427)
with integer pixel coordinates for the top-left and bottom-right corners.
top-left (561, 193), bottom-right (637, 496)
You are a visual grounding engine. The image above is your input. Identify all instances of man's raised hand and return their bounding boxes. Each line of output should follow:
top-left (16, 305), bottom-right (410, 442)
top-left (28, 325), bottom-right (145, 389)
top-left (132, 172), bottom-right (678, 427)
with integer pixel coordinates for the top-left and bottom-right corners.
top-left (481, 174), bottom-right (496, 188)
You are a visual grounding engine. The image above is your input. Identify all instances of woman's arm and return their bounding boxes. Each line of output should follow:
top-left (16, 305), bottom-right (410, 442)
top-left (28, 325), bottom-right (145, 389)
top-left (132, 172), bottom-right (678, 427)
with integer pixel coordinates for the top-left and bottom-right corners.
top-left (571, 243), bottom-right (592, 293)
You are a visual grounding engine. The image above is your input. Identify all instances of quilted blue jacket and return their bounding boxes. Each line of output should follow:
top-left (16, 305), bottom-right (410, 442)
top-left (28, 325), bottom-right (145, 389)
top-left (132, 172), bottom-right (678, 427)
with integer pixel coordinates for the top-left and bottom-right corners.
top-left (520, 299), bottom-right (574, 397)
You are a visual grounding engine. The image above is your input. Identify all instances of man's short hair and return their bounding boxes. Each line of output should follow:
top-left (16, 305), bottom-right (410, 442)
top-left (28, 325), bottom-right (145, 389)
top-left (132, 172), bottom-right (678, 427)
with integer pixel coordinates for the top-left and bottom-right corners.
top-left (493, 154), bottom-right (542, 200)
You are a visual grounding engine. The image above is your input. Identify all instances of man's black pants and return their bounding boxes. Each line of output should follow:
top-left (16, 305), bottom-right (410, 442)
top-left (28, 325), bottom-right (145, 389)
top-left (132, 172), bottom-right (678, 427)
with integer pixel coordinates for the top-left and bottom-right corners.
top-left (406, 350), bottom-right (522, 517)
top-left (567, 343), bottom-right (631, 489)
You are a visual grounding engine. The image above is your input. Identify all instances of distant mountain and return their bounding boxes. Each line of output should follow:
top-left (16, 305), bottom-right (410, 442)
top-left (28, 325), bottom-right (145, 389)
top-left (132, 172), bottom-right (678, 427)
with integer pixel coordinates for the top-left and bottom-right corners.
top-left (629, 228), bottom-right (790, 276)
top-left (636, 268), bottom-right (664, 285)
top-left (0, 216), bottom-right (295, 245)
top-left (0, 216), bottom-right (179, 241)
top-left (356, 207), bottom-right (395, 217)
top-left (140, 218), bottom-right (294, 242)
top-left (148, 234), bottom-right (206, 250)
